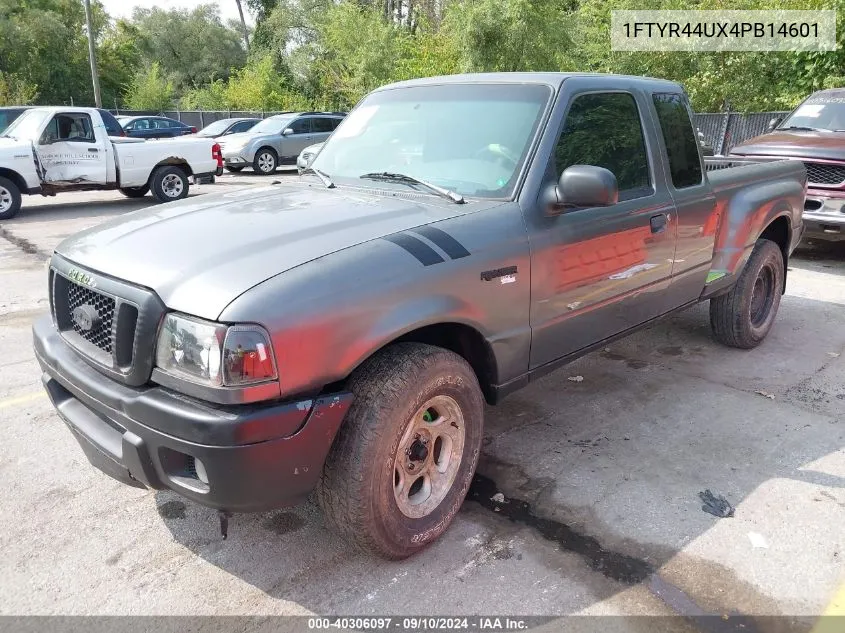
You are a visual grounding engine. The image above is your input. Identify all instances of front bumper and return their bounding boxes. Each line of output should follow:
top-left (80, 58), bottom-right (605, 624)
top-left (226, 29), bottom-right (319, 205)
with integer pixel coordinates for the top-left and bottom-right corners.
top-left (33, 315), bottom-right (352, 512)
top-left (221, 150), bottom-right (252, 166)
top-left (803, 191), bottom-right (845, 241)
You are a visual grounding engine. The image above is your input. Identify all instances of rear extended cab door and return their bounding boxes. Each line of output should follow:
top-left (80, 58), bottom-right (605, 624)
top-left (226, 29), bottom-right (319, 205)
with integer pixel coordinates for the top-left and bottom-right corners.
top-left (35, 110), bottom-right (114, 186)
top-left (523, 76), bottom-right (679, 368)
top-left (649, 92), bottom-right (719, 305)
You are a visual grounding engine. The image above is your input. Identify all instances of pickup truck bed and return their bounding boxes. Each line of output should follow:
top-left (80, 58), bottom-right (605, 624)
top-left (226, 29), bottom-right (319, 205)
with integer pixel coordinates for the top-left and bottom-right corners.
top-left (32, 73), bottom-right (806, 560)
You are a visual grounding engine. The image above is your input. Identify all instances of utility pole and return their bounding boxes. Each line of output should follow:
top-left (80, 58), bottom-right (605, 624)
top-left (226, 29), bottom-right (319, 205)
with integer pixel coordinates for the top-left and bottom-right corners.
top-left (82, 0), bottom-right (102, 107)
top-left (235, 0), bottom-right (250, 51)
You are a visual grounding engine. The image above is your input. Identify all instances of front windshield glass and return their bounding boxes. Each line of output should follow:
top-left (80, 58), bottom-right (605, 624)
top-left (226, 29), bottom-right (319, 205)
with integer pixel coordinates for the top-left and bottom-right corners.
top-left (312, 83), bottom-right (552, 198)
top-left (251, 116), bottom-right (293, 134)
top-left (781, 96), bottom-right (845, 131)
top-left (2, 109), bottom-right (51, 140)
top-left (197, 120), bottom-right (231, 136)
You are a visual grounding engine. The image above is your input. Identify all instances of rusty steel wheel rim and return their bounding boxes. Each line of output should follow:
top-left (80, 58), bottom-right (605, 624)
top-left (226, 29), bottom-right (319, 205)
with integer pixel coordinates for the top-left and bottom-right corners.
top-left (393, 394), bottom-right (466, 519)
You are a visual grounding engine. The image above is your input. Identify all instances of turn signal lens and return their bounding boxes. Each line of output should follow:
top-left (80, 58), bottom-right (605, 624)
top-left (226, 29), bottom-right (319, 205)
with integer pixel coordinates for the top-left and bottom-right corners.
top-left (222, 325), bottom-right (278, 386)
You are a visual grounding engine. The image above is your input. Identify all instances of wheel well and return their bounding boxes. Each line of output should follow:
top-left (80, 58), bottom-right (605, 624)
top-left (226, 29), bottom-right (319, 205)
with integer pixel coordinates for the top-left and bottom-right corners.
top-left (394, 323), bottom-right (499, 404)
top-left (0, 168), bottom-right (28, 193)
top-left (153, 159), bottom-right (192, 177)
top-left (256, 146), bottom-right (277, 158)
top-left (759, 216), bottom-right (790, 292)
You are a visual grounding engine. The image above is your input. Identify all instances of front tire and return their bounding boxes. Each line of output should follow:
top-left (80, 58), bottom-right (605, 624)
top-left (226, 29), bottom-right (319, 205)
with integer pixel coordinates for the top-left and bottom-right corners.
top-left (317, 343), bottom-right (484, 559)
top-left (252, 148), bottom-right (277, 175)
top-left (119, 185), bottom-right (149, 198)
top-left (150, 166), bottom-right (189, 203)
top-left (0, 176), bottom-right (22, 220)
top-left (710, 238), bottom-right (784, 349)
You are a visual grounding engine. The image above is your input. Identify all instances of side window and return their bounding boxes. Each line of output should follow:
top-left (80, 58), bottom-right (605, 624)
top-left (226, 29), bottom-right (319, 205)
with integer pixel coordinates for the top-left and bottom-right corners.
top-left (312, 117), bottom-right (334, 133)
top-left (555, 92), bottom-right (651, 200)
top-left (98, 110), bottom-right (122, 136)
top-left (41, 113), bottom-right (95, 143)
top-left (652, 93), bottom-right (703, 189)
top-left (232, 121), bottom-right (253, 133)
top-left (289, 117), bottom-right (311, 134)
top-left (330, 118), bottom-right (343, 130)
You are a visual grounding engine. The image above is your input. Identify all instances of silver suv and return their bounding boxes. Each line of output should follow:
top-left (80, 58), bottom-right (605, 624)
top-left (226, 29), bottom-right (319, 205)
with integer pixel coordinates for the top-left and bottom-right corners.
top-left (218, 112), bottom-right (345, 175)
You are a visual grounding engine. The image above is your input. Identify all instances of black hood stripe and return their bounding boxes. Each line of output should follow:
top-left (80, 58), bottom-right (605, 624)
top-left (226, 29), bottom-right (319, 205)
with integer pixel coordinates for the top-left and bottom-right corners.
top-left (383, 234), bottom-right (445, 266)
top-left (411, 226), bottom-right (471, 259)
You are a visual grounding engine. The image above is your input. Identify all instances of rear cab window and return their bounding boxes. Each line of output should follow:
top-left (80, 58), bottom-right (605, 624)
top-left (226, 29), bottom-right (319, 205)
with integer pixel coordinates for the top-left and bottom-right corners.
top-left (555, 92), bottom-right (653, 201)
top-left (652, 92), bottom-right (703, 189)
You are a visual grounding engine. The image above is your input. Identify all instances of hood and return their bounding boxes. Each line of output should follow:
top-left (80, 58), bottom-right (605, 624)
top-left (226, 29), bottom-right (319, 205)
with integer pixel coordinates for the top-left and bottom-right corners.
top-left (0, 136), bottom-right (29, 153)
top-left (731, 130), bottom-right (845, 161)
top-left (217, 131), bottom-right (270, 147)
top-left (55, 182), bottom-right (493, 320)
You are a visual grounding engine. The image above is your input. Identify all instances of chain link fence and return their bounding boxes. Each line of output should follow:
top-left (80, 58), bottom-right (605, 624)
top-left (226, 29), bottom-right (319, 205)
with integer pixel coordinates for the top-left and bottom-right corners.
top-left (693, 111), bottom-right (790, 154)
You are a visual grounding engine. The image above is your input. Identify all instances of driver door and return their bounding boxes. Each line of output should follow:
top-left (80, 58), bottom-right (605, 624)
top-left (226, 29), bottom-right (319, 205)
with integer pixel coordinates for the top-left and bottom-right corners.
top-left (37, 112), bottom-right (109, 184)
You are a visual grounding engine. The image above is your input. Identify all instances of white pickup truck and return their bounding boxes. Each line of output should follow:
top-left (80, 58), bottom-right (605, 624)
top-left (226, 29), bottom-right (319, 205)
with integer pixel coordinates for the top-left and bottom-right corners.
top-left (0, 107), bottom-right (223, 219)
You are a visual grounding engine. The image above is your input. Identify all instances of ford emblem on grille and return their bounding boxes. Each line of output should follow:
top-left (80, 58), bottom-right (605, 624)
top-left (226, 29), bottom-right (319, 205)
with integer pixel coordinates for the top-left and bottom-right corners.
top-left (72, 304), bottom-right (102, 332)
top-left (67, 268), bottom-right (96, 287)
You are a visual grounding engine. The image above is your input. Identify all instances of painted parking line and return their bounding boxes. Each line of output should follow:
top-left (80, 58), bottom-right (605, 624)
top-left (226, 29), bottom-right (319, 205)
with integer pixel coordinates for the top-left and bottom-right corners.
top-left (0, 391), bottom-right (46, 410)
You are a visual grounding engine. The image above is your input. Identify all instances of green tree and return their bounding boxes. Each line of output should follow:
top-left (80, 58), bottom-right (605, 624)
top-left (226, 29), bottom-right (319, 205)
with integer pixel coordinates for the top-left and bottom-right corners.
top-left (124, 62), bottom-right (175, 111)
top-left (130, 5), bottom-right (247, 91)
top-left (0, 72), bottom-right (38, 105)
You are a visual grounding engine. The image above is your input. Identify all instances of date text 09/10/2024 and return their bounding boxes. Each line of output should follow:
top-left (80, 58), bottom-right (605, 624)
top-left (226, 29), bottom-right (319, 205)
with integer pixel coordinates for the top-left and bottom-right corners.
top-left (307, 617), bottom-right (529, 631)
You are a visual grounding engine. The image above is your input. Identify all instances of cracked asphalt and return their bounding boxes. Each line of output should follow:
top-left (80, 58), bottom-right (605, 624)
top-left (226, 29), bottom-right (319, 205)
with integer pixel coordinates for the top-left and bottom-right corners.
top-left (0, 170), bottom-right (843, 629)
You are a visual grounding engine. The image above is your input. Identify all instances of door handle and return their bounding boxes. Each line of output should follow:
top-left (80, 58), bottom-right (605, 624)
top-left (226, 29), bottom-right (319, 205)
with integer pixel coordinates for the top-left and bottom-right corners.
top-left (87, 148), bottom-right (99, 152)
top-left (650, 213), bottom-right (667, 233)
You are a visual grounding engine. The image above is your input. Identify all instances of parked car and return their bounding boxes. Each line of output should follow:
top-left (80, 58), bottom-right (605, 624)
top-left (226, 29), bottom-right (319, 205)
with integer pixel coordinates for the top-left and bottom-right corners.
top-left (33, 73), bottom-right (804, 560)
top-left (2, 107), bottom-right (125, 137)
top-left (218, 111), bottom-right (345, 174)
top-left (296, 142), bottom-right (323, 173)
top-left (730, 88), bottom-right (845, 242)
top-left (0, 107), bottom-right (222, 218)
top-left (196, 117), bottom-right (260, 139)
top-left (120, 115), bottom-right (197, 139)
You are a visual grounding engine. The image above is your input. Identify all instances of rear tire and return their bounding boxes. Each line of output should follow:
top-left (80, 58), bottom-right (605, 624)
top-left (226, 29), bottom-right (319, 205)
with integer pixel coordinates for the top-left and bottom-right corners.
top-left (119, 185), bottom-right (149, 198)
top-left (710, 238), bottom-right (784, 349)
top-left (0, 176), bottom-right (22, 220)
top-left (225, 166), bottom-right (245, 173)
top-left (150, 166), bottom-right (189, 203)
top-left (252, 148), bottom-right (277, 175)
top-left (317, 343), bottom-right (484, 560)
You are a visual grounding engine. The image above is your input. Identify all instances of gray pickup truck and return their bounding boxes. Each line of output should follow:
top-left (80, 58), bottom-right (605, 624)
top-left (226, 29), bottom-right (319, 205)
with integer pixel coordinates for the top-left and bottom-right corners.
top-left (33, 73), bottom-right (805, 560)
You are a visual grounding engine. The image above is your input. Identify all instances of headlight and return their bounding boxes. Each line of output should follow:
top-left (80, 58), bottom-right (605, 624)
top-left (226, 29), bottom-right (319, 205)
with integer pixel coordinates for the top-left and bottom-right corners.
top-left (155, 313), bottom-right (277, 389)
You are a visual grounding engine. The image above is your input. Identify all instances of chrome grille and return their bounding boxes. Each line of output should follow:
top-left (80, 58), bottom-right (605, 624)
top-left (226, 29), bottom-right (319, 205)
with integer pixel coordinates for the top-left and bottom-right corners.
top-left (65, 283), bottom-right (116, 354)
top-left (804, 162), bottom-right (845, 186)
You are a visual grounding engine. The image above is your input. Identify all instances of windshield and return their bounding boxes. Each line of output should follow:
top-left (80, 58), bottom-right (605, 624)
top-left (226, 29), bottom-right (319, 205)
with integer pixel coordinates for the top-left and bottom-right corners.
top-left (2, 109), bottom-right (51, 140)
top-left (197, 120), bottom-right (231, 136)
top-left (251, 116), bottom-right (293, 135)
top-left (312, 83), bottom-right (552, 198)
top-left (781, 96), bottom-right (845, 131)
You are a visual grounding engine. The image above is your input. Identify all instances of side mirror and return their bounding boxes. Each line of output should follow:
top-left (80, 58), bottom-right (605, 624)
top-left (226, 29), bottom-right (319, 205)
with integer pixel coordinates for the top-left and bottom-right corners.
top-left (767, 117), bottom-right (782, 132)
top-left (545, 165), bottom-right (618, 216)
top-left (282, 128), bottom-right (294, 136)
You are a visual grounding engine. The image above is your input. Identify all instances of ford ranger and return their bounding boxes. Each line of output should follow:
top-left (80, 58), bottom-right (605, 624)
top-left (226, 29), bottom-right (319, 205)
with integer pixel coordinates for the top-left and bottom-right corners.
top-left (33, 73), bottom-right (805, 559)
top-left (0, 107), bottom-right (223, 219)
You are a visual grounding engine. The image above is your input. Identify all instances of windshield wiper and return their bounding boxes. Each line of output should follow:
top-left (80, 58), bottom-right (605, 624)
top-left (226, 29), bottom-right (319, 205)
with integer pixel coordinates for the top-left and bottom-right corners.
top-left (301, 166), bottom-right (335, 188)
top-left (359, 172), bottom-right (465, 204)
top-left (778, 126), bottom-right (819, 132)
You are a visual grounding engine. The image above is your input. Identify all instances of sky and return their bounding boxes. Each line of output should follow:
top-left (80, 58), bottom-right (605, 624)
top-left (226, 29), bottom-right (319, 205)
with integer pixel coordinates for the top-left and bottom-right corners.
top-left (100, 0), bottom-right (255, 26)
